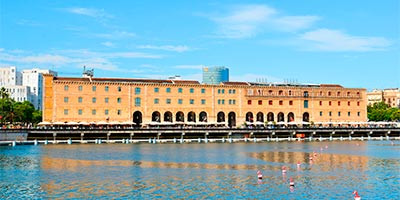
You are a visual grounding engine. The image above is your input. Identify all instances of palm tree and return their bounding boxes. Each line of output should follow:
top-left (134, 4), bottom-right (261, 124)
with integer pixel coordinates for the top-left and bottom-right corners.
top-left (0, 87), bottom-right (10, 99)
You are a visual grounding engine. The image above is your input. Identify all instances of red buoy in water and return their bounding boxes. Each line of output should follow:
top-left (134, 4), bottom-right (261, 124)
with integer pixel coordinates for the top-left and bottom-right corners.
top-left (257, 170), bottom-right (263, 179)
top-left (353, 190), bottom-right (361, 200)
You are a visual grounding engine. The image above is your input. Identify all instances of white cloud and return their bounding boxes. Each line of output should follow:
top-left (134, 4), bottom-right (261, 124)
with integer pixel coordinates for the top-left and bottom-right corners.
top-left (174, 65), bottom-right (205, 69)
top-left (93, 31), bottom-right (136, 39)
top-left (101, 42), bottom-right (114, 47)
top-left (299, 29), bottom-right (391, 51)
top-left (208, 4), bottom-right (319, 38)
top-left (67, 7), bottom-right (113, 18)
top-left (137, 45), bottom-right (190, 52)
top-left (0, 49), bottom-right (163, 72)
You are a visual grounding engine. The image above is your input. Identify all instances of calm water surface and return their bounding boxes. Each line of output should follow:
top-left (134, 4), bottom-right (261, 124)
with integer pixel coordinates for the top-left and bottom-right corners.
top-left (0, 141), bottom-right (399, 199)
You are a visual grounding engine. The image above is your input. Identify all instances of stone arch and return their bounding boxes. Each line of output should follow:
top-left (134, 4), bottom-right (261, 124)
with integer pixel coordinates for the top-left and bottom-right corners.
top-left (152, 111), bottom-right (161, 122)
top-left (228, 112), bottom-right (236, 127)
top-left (133, 111), bottom-right (142, 126)
top-left (287, 112), bottom-right (295, 122)
top-left (164, 111), bottom-right (172, 122)
top-left (277, 112), bottom-right (285, 122)
top-left (267, 112), bottom-right (274, 122)
top-left (188, 111), bottom-right (196, 122)
top-left (256, 112), bottom-right (264, 122)
top-left (217, 112), bottom-right (225, 122)
top-left (199, 111), bottom-right (208, 122)
top-left (245, 112), bottom-right (254, 122)
top-left (176, 111), bottom-right (184, 122)
top-left (303, 112), bottom-right (310, 122)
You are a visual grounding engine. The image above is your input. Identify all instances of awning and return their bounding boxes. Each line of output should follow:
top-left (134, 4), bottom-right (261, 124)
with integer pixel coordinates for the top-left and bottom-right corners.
top-left (38, 121), bottom-right (51, 126)
top-left (53, 121), bottom-right (66, 125)
top-left (66, 121), bottom-right (79, 125)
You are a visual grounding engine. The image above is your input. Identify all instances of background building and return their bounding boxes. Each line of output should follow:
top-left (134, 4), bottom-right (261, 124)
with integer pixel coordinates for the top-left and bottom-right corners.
top-left (202, 66), bottom-right (229, 84)
top-left (367, 88), bottom-right (400, 108)
top-left (2, 85), bottom-right (31, 102)
top-left (0, 66), bottom-right (22, 86)
top-left (22, 68), bottom-right (58, 110)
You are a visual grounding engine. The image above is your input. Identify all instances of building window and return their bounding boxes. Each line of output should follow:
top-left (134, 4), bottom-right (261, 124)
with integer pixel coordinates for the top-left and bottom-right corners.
top-left (135, 97), bottom-right (141, 106)
top-left (221, 89), bottom-right (225, 94)
top-left (221, 99), bottom-right (225, 104)
top-left (92, 86), bottom-right (96, 91)
top-left (289, 100), bottom-right (293, 106)
top-left (268, 90), bottom-right (273, 95)
top-left (64, 109), bottom-right (68, 115)
top-left (232, 89), bottom-right (236, 94)
top-left (78, 109), bottom-right (82, 115)
top-left (338, 112), bottom-right (341, 117)
top-left (78, 86), bottom-right (83, 91)
top-left (304, 91), bottom-right (309, 97)
top-left (348, 101), bottom-right (350, 106)
top-left (248, 100), bottom-right (252, 105)
top-left (229, 99), bottom-right (232, 104)
top-left (117, 110), bottom-right (121, 115)
top-left (338, 101), bottom-right (341, 106)
top-left (154, 98), bottom-right (159, 104)
top-left (329, 111), bottom-right (332, 116)
top-left (105, 97), bottom-right (109, 103)
top-left (201, 88), bottom-right (205, 94)
top-left (135, 87), bottom-right (141, 94)
top-left (117, 97), bottom-right (121, 103)
top-left (154, 88), bottom-right (159, 93)
top-left (190, 99), bottom-right (194, 104)
top-left (201, 99), bottom-right (206, 105)
top-left (269, 100), bottom-right (273, 105)
top-left (166, 88), bottom-right (171, 93)
top-left (190, 88), bottom-right (194, 93)
top-left (288, 90), bottom-right (292, 96)
top-left (329, 101), bottom-right (332, 106)
top-left (278, 90), bottom-right (283, 95)
top-left (258, 100), bottom-right (262, 105)
top-left (105, 86), bottom-right (109, 92)
top-left (92, 97), bottom-right (96, 103)
top-left (218, 99), bottom-right (221, 105)
top-left (304, 100), bottom-right (309, 108)
top-left (228, 89), bottom-right (232, 94)
top-left (337, 92), bottom-right (341, 96)
top-left (319, 101), bottom-right (322, 106)
top-left (320, 111), bottom-right (323, 116)
top-left (348, 112), bottom-right (351, 116)
top-left (78, 97), bottom-right (82, 103)
top-left (64, 85), bottom-right (69, 91)
top-left (233, 100), bottom-right (236, 104)
top-left (178, 99), bottom-right (183, 104)
top-left (347, 92), bottom-right (351, 97)
top-left (166, 99), bottom-right (171, 104)
top-left (105, 109), bottom-right (109, 115)
top-left (218, 89), bottom-right (221, 94)
top-left (279, 100), bottom-right (283, 105)
top-left (328, 91), bottom-right (331, 96)
top-left (319, 91), bottom-right (323, 96)
top-left (178, 88), bottom-right (183, 93)
top-left (357, 101), bottom-right (360, 106)
top-left (92, 109), bottom-right (96, 115)
top-left (357, 92), bottom-right (360, 96)
top-left (357, 112), bottom-right (360, 116)
top-left (64, 97), bottom-right (69, 103)
top-left (118, 87), bottom-right (122, 92)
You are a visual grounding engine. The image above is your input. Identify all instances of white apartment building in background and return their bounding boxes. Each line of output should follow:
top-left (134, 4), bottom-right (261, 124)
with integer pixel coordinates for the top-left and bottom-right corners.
top-left (0, 66), bottom-right (58, 110)
top-left (22, 68), bottom-right (58, 110)
top-left (0, 66), bottom-right (22, 86)
top-left (2, 85), bottom-right (31, 102)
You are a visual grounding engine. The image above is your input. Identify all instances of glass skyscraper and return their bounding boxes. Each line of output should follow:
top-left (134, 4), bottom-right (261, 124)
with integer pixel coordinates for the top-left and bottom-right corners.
top-left (202, 66), bottom-right (229, 84)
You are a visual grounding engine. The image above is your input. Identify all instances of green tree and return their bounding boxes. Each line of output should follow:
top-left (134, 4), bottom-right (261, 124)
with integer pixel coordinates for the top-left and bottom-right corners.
top-left (32, 110), bottom-right (42, 124)
top-left (368, 101), bottom-right (400, 121)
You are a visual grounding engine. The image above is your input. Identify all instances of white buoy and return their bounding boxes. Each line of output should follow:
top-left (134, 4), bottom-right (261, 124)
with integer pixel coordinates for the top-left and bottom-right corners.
top-left (34, 139), bottom-right (38, 146)
top-left (12, 141), bottom-right (16, 147)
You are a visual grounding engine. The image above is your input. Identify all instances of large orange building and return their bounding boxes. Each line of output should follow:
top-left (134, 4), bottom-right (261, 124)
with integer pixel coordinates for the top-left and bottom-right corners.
top-left (43, 74), bottom-right (367, 127)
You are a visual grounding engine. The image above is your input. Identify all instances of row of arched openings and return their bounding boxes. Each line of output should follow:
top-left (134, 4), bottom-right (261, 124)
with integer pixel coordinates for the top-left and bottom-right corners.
top-left (132, 111), bottom-right (309, 127)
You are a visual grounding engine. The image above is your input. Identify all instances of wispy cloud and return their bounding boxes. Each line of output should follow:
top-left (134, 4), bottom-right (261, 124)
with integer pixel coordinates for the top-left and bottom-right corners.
top-left (299, 29), bottom-right (391, 51)
top-left (16, 19), bottom-right (42, 27)
top-left (66, 7), bottom-right (113, 19)
top-left (206, 4), bottom-right (319, 38)
top-left (0, 49), bottom-right (163, 72)
top-left (101, 41), bottom-right (114, 47)
top-left (174, 65), bottom-right (205, 69)
top-left (93, 31), bottom-right (136, 39)
top-left (137, 45), bottom-right (190, 52)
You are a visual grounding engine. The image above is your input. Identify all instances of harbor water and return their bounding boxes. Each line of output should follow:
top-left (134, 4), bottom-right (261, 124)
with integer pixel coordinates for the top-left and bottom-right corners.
top-left (0, 141), bottom-right (399, 199)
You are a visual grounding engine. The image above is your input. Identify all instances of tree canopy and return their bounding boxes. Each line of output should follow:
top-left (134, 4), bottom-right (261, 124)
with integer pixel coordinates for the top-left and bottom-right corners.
top-left (367, 101), bottom-right (400, 121)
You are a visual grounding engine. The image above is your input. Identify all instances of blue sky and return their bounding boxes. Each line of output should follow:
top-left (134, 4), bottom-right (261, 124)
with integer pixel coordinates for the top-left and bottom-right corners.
top-left (0, 0), bottom-right (399, 90)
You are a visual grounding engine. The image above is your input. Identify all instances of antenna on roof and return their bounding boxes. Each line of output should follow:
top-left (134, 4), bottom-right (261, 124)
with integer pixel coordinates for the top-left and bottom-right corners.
top-left (82, 65), bottom-right (94, 79)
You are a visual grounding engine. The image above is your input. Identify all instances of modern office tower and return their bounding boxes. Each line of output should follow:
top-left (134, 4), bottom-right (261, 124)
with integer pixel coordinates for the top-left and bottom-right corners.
top-left (202, 66), bottom-right (229, 84)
